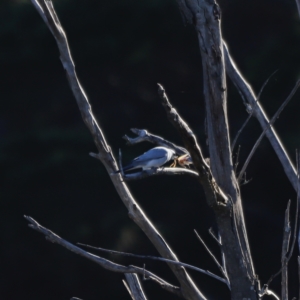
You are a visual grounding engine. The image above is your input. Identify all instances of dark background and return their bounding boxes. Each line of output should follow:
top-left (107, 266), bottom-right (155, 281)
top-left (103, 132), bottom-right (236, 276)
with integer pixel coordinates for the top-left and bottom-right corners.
top-left (1, 0), bottom-right (300, 299)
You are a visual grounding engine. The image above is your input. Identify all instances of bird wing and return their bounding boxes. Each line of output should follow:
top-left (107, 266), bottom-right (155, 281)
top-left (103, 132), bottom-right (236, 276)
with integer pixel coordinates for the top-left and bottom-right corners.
top-left (122, 147), bottom-right (174, 171)
top-left (133, 148), bottom-right (168, 163)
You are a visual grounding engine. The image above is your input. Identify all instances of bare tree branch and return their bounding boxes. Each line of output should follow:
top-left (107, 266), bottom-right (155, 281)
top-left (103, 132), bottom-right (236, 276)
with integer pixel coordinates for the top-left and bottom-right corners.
top-left (281, 200), bottom-right (292, 300)
top-left (123, 273), bottom-right (148, 300)
top-left (25, 216), bottom-right (183, 298)
top-left (218, 234), bottom-right (228, 283)
top-left (238, 80), bottom-right (300, 181)
top-left (158, 84), bottom-right (224, 206)
top-left (266, 152), bottom-right (300, 290)
top-left (223, 42), bottom-right (298, 192)
top-left (296, 0), bottom-right (300, 18)
top-left (78, 242), bottom-right (229, 285)
top-left (175, 2), bottom-right (257, 298)
top-left (258, 285), bottom-right (280, 300)
top-left (231, 114), bottom-right (252, 152)
top-left (30, 1), bottom-right (206, 299)
top-left (119, 167), bottom-right (199, 181)
top-left (194, 230), bottom-right (230, 289)
top-left (231, 70), bottom-right (277, 151)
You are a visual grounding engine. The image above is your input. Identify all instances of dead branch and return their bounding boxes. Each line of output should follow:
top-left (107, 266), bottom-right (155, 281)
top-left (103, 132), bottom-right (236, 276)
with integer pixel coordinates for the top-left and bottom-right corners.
top-left (174, 2), bottom-right (257, 299)
top-left (78, 243), bottom-right (229, 286)
top-left (296, 0), bottom-right (300, 18)
top-left (238, 80), bottom-right (300, 181)
top-left (123, 273), bottom-right (148, 300)
top-left (118, 167), bottom-right (199, 181)
top-left (194, 230), bottom-right (230, 289)
top-left (231, 70), bottom-right (277, 151)
top-left (281, 201), bottom-right (291, 300)
top-left (25, 216), bottom-right (183, 298)
top-left (30, 1), bottom-right (206, 299)
top-left (223, 42), bottom-right (298, 192)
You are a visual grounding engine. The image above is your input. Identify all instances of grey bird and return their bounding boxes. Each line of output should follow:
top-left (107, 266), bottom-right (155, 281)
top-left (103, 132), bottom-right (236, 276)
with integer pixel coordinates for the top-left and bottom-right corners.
top-left (118, 146), bottom-right (177, 173)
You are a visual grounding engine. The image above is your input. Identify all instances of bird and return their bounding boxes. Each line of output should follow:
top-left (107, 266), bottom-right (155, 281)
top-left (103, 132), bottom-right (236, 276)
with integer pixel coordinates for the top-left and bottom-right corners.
top-left (117, 146), bottom-right (177, 173)
top-left (170, 153), bottom-right (193, 168)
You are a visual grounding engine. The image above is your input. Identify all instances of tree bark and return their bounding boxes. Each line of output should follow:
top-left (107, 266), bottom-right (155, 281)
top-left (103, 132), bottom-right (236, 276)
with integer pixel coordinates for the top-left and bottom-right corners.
top-left (176, 1), bottom-right (259, 299)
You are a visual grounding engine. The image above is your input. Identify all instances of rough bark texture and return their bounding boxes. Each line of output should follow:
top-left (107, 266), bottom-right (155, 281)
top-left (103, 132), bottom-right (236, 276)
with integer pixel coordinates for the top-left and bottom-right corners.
top-left (176, 1), bottom-right (259, 299)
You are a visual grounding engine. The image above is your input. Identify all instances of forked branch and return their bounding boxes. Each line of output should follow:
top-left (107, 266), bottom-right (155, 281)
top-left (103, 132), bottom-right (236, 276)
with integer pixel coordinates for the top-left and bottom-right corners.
top-left (123, 273), bottom-right (148, 300)
top-left (30, 1), bottom-right (207, 299)
top-left (223, 42), bottom-right (298, 192)
top-left (25, 216), bottom-right (183, 298)
top-left (238, 80), bottom-right (300, 181)
top-left (78, 242), bottom-right (230, 286)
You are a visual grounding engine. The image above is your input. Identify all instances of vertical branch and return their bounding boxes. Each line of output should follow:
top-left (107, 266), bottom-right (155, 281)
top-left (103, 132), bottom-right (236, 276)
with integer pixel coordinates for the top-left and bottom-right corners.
top-left (176, 1), bottom-right (257, 299)
top-left (123, 274), bottom-right (148, 300)
top-left (281, 200), bottom-right (291, 300)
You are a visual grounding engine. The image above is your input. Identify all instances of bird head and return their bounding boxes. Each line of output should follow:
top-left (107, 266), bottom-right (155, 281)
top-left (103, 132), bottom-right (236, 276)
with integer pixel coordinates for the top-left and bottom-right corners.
top-left (170, 153), bottom-right (193, 168)
top-left (177, 154), bottom-right (193, 167)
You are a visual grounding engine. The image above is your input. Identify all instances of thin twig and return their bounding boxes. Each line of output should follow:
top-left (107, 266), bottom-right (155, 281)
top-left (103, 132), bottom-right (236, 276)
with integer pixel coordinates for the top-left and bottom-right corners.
top-left (231, 70), bottom-right (278, 151)
top-left (25, 215), bottom-right (183, 298)
top-left (194, 230), bottom-right (230, 289)
top-left (119, 149), bottom-right (125, 178)
top-left (231, 114), bottom-right (251, 151)
top-left (218, 234), bottom-right (227, 279)
top-left (233, 145), bottom-right (241, 174)
top-left (266, 151), bottom-right (300, 287)
top-left (285, 150), bottom-right (300, 262)
top-left (281, 200), bottom-right (291, 300)
top-left (224, 42), bottom-right (298, 192)
top-left (78, 242), bottom-right (230, 286)
top-left (238, 80), bottom-right (300, 181)
top-left (208, 228), bottom-right (222, 246)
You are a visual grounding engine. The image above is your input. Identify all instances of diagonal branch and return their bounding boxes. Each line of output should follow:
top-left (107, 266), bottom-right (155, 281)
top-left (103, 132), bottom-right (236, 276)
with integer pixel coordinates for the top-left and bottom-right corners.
top-left (157, 84), bottom-right (224, 205)
top-left (296, 0), bottom-right (300, 18)
top-left (266, 152), bottom-right (300, 289)
top-left (78, 242), bottom-right (229, 286)
top-left (238, 80), bottom-right (300, 181)
top-left (231, 70), bottom-right (278, 151)
top-left (223, 42), bottom-right (299, 192)
top-left (30, 1), bottom-right (206, 299)
top-left (194, 230), bottom-right (230, 289)
top-left (25, 216), bottom-right (183, 298)
top-left (123, 273), bottom-right (148, 300)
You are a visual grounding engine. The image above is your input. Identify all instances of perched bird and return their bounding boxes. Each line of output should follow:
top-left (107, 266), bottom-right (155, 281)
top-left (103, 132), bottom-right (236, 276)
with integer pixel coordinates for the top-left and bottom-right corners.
top-left (118, 146), bottom-right (176, 173)
top-left (170, 153), bottom-right (193, 168)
